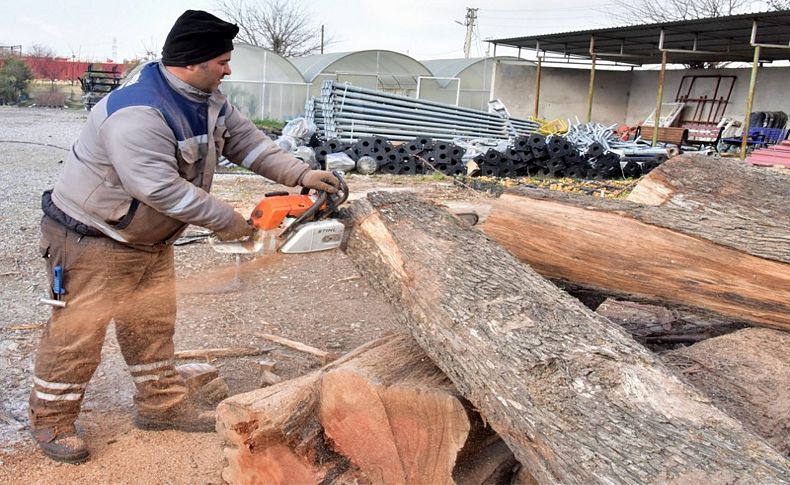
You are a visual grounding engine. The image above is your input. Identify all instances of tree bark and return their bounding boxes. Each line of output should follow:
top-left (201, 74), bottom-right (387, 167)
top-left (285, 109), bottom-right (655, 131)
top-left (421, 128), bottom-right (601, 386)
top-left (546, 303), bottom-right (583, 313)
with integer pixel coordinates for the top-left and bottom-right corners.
top-left (458, 186), bottom-right (790, 331)
top-left (663, 327), bottom-right (790, 456)
top-left (344, 191), bottom-right (790, 484)
top-left (626, 154), bottom-right (789, 263)
top-left (217, 333), bottom-right (517, 485)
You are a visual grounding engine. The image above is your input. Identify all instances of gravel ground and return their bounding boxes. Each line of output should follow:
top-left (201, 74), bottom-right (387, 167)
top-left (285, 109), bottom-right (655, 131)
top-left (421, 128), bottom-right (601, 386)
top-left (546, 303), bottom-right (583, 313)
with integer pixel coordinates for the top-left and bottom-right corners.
top-left (0, 107), bottom-right (84, 448)
top-left (0, 106), bottom-right (412, 483)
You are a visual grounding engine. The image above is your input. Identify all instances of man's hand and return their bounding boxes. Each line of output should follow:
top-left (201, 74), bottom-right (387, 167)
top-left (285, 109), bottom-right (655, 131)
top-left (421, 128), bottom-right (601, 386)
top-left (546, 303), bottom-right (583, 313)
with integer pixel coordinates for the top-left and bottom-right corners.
top-left (300, 170), bottom-right (340, 194)
top-left (215, 212), bottom-right (254, 241)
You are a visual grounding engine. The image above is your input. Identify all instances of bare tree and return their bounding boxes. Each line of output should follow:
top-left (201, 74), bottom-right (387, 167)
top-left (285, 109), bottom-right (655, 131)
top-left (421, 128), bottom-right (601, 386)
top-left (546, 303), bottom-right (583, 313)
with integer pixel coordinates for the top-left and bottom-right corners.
top-left (26, 44), bottom-right (62, 89)
top-left (762, 0), bottom-right (790, 8)
top-left (140, 37), bottom-right (160, 61)
top-left (213, 0), bottom-right (327, 57)
top-left (608, 0), bottom-right (751, 24)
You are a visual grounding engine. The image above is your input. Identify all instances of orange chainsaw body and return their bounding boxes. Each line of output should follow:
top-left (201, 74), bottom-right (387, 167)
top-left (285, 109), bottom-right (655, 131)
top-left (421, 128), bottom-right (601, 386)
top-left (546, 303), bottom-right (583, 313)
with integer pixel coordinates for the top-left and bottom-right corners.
top-left (250, 194), bottom-right (316, 230)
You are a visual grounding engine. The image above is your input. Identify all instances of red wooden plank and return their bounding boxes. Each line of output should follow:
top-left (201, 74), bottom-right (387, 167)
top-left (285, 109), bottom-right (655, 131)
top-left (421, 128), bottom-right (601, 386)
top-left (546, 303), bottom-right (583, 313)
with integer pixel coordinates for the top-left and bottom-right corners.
top-left (748, 155), bottom-right (790, 167)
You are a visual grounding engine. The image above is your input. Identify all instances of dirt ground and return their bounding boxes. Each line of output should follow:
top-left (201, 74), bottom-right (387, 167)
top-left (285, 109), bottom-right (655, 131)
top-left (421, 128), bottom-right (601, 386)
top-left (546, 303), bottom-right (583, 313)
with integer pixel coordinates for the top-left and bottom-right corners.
top-left (0, 106), bottom-right (496, 484)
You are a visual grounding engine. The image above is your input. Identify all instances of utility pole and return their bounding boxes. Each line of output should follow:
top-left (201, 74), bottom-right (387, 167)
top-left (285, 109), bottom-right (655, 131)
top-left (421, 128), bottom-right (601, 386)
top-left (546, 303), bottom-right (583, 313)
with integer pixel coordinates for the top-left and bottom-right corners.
top-left (321, 25), bottom-right (324, 54)
top-left (463, 8), bottom-right (478, 59)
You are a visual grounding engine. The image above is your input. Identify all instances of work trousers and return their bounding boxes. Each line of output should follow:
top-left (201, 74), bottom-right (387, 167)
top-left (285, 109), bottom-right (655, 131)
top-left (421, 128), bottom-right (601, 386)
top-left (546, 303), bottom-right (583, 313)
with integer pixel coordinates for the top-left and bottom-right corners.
top-left (29, 216), bottom-right (188, 429)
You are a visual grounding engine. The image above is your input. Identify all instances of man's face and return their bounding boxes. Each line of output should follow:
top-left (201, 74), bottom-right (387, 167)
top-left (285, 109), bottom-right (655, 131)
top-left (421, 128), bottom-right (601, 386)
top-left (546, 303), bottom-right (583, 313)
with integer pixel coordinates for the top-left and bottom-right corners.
top-left (188, 52), bottom-right (232, 92)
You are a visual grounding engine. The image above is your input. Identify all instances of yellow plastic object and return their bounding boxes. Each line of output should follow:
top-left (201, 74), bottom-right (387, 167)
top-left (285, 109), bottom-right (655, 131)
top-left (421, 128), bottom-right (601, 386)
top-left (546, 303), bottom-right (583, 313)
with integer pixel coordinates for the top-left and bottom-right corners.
top-left (537, 118), bottom-right (568, 135)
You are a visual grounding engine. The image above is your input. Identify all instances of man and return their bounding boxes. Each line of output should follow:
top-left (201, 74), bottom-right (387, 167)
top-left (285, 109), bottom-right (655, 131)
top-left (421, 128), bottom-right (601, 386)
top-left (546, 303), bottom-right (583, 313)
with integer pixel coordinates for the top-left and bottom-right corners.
top-left (29, 10), bottom-right (339, 464)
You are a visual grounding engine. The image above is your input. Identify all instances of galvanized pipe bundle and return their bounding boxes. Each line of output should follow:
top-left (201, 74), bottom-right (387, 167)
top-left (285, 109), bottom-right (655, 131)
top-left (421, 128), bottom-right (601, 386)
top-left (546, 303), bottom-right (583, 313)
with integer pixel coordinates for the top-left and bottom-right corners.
top-left (308, 81), bottom-right (539, 143)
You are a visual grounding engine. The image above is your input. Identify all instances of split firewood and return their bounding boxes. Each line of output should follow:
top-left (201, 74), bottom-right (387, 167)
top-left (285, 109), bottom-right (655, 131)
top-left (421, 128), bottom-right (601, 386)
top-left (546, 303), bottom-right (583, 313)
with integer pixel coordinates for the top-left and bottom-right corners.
top-left (257, 331), bottom-right (337, 364)
top-left (176, 362), bottom-right (228, 405)
top-left (663, 327), bottom-right (790, 456)
top-left (256, 359), bottom-right (277, 372)
top-left (200, 377), bottom-right (229, 405)
top-left (258, 370), bottom-right (282, 387)
top-left (217, 333), bottom-right (520, 485)
top-left (343, 191), bottom-right (790, 484)
top-left (174, 347), bottom-right (272, 360)
top-left (176, 362), bottom-right (219, 391)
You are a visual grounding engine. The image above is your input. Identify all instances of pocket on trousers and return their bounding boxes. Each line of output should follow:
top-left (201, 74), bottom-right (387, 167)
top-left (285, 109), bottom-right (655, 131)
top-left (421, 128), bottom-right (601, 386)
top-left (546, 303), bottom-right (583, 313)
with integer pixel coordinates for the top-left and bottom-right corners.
top-left (39, 237), bottom-right (55, 299)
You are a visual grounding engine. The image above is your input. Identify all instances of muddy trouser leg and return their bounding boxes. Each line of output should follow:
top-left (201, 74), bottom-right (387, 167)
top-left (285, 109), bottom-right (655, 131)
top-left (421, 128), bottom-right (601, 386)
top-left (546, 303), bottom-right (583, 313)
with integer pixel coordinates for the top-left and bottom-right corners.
top-left (112, 245), bottom-right (188, 417)
top-left (29, 217), bottom-right (119, 430)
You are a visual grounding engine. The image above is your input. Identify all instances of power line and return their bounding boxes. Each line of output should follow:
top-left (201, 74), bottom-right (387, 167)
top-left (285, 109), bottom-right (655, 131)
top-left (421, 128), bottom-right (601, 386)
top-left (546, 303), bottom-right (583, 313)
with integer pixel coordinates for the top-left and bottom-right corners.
top-left (478, 3), bottom-right (619, 13)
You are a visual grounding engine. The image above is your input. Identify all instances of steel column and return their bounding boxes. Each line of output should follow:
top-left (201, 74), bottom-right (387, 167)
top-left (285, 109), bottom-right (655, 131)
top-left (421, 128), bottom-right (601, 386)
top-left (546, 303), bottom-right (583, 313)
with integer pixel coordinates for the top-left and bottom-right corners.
top-left (586, 36), bottom-right (596, 123)
top-left (652, 50), bottom-right (668, 147)
top-left (534, 56), bottom-right (542, 118)
top-left (587, 54), bottom-right (596, 123)
top-left (740, 45), bottom-right (761, 160)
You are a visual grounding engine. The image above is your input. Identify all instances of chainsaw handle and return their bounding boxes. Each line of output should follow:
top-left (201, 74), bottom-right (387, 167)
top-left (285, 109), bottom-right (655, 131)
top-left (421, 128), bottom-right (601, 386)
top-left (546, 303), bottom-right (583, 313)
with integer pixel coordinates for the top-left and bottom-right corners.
top-left (299, 170), bottom-right (347, 200)
top-left (281, 171), bottom-right (347, 240)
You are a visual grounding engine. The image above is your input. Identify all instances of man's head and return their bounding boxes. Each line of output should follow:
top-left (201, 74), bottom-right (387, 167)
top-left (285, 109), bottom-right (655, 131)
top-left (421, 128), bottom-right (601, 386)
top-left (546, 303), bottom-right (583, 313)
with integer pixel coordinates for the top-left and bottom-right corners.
top-left (161, 10), bottom-right (239, 92)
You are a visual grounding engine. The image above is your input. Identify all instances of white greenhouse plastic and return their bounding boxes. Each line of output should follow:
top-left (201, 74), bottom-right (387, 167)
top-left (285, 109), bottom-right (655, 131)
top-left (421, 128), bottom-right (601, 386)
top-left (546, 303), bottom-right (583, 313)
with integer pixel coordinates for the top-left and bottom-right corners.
top-left (222, 43), bottom-right (310, 121)
top-left (421, 57), bottom-right (530, 111)
top-left (291, 50), bottom-right (433, 98)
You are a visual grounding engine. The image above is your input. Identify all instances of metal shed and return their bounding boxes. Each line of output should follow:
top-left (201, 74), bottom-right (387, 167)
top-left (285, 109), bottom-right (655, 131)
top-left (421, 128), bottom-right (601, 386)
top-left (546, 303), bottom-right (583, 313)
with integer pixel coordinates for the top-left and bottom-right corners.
top-left (421, 56), bottom-right (532, 111)
top-left (290, 50), bottom-right (433, 98)
top-left (490, 10), bottom-right (790, 157)
top-left (222, 43), bottom-right (309, 121)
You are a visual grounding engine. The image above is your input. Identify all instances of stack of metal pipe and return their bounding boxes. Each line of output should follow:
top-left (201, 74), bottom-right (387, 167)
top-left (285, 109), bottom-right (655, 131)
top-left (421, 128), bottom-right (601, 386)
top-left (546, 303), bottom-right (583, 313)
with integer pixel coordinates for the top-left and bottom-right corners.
top-left (308, 81), bottom-right (539, 143)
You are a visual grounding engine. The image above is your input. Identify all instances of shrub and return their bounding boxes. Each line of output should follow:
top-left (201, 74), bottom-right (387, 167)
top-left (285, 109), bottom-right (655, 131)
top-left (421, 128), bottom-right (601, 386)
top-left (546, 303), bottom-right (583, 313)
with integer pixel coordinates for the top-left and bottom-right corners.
top-left (0, 57), bottom-right (33, 104)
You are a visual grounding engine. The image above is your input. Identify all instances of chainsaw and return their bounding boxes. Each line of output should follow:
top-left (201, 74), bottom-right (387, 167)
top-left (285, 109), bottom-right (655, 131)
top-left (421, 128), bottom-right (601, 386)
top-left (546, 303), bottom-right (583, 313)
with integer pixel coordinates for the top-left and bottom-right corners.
top-left (209, 171), bottom-right (349, 255)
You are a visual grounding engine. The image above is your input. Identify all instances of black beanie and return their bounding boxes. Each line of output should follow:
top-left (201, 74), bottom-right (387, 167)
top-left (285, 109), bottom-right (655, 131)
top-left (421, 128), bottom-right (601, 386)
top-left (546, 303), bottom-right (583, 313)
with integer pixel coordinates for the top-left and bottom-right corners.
top-left (161, 10), bottom-right (239, 66)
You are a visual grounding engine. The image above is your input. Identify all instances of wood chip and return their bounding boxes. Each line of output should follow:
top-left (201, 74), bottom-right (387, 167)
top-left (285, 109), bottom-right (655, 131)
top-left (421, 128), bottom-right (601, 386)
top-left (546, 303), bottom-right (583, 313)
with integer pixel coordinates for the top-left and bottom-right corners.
top-left (336, 275), bottom-right (361, 282)
top-left (8, 323), bottom-right (45, 331)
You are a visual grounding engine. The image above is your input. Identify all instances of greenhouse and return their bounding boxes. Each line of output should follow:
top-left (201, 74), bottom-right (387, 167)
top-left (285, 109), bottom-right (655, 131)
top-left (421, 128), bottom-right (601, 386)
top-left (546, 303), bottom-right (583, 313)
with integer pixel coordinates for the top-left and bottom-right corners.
top-left (222, 43), bottom-right (309, 121)
top-left (421, 56), bottom-right (529, 111)
top-left (290, 50), bottom-right (433, 98)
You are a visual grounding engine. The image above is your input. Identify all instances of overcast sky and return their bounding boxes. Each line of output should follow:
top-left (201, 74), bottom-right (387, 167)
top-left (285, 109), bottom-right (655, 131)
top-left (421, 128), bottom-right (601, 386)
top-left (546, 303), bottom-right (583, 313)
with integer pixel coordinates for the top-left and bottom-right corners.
top-left (1, 0), bottom-right (630, 62)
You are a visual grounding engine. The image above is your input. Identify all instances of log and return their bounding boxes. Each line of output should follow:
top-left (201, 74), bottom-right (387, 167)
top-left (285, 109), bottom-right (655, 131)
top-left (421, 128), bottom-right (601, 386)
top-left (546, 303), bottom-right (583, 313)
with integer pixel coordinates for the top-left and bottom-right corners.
top-left (663, 327), bottom-right (790, 456)
top-left (319, 333), bottom-right (485, 484)
top-left (457, 185), bottom-right (790, 331)
top-left (626, 155), bottom-right (789, 263)
top-left (216, 333), bottom-right (517, 484)
top-left (595, 298), bottom-right (746, 347)
top-left (216, 370), bottom-right (336, 485)
top-left (344, 191), bottom-right (790, 484)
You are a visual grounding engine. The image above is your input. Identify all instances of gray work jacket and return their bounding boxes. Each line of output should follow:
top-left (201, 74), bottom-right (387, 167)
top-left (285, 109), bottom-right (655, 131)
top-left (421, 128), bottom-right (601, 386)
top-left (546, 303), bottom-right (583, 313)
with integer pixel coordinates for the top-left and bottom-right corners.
top-left (52, 62), bottom-right (309, 248)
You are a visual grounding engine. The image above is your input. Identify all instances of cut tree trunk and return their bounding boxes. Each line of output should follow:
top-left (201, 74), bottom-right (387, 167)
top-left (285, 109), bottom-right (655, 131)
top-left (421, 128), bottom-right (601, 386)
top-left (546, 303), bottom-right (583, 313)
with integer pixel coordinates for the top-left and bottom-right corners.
top-left (448, 184), bottom-right (790, 331)
top-left (344, 191), bottom-right (790, 484)
top-left (217, 333), bottom-right (518, 485)
top-left (626, 154), bottom-right (789, 264)
top-left (663, 327), bottom-right (790, 456)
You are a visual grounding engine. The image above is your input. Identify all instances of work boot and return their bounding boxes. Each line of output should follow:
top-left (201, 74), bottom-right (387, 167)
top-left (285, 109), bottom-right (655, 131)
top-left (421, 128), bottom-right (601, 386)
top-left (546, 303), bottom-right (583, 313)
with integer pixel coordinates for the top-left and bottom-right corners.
top-left (31, 424), bottom-right (89, 464)
top-left (134, 400), bottom-right (216, 433)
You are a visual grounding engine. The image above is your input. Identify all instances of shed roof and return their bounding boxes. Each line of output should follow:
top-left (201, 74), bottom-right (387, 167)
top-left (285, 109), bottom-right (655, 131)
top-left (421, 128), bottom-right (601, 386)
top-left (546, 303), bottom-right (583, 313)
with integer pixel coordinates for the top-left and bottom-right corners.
top-left (490, 10), bottom-right (790, 65)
